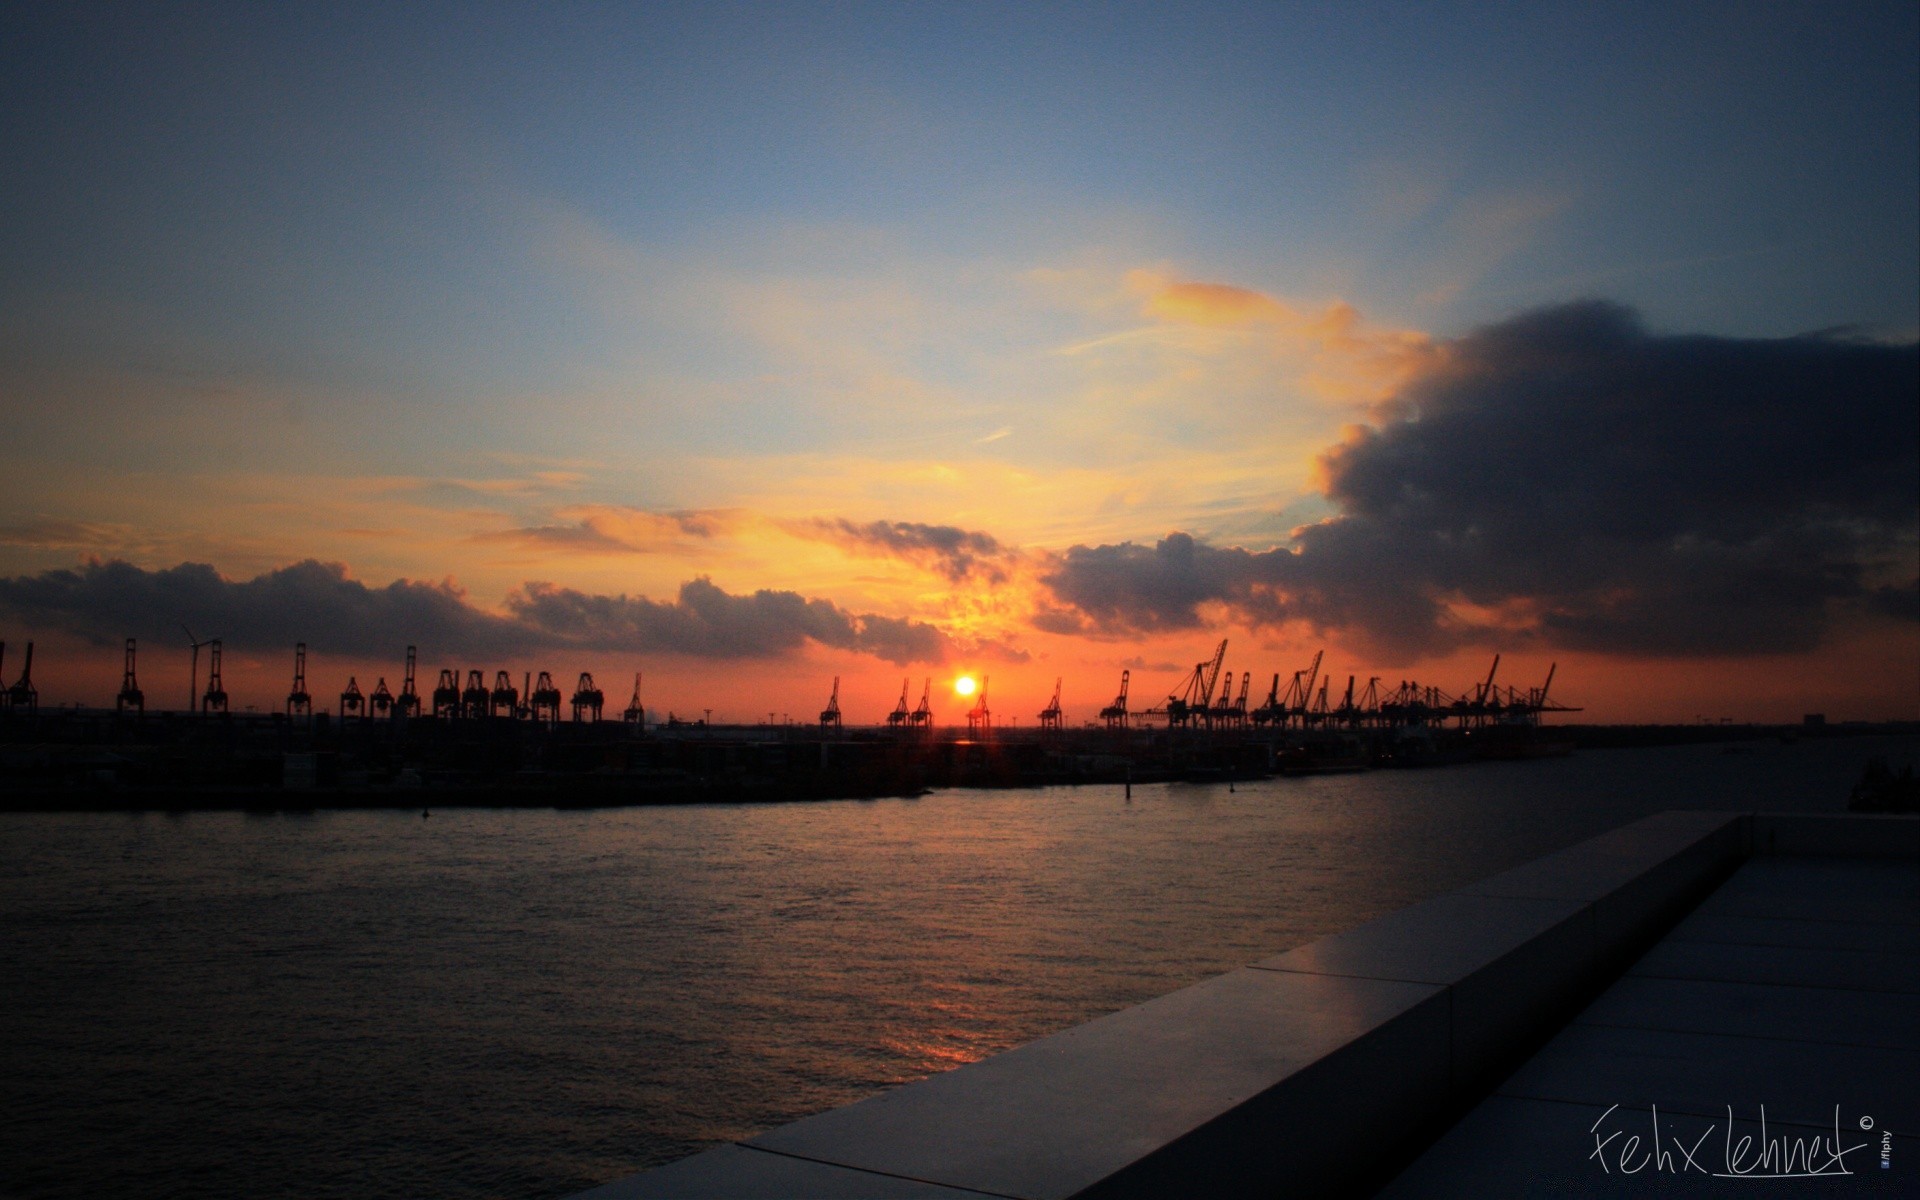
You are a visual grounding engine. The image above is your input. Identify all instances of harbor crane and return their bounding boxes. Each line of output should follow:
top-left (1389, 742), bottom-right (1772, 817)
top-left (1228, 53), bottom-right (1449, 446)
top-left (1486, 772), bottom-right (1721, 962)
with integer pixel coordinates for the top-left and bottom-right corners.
top-left (340, 677), bottom-right (365, 719)
top-left (571, 672), bottom-right (603, 723)
top-left (1331, 676), bottom-right (1357, 726)
top-left (394, 647), bottom-right (421, 718)
top-left (1099, 669), bottom-right (1130, 730)
top-left (886, 679), bottom-right (910, 729)
top-left (1214, 671), bottom-right (1250, 728)
top-left (1207, 670), bottom-right (1248, 727)
top-left (1356, 678), bottom-right (1383, 727)
top-left (1038, 678), bottom-right (1063, 733)
top-left (529, 671), bottom-right (562, 725)
top-left (116, 638), bottom-right (143, 716)
top-left (462, 670), bottom-right (490, 719)
top-left (966, 676), bottom-right (991, 734)
top-left (1307, 677), bottom-right (1331, 725)
top-left (909, 678), bottom-right (933, 732)
top-left (1251, 673), bottom-right (1283, 725)
top-left (624, 673), bottom-right (645, 726)
top-left (1281, 650), bottom-right (1324, 727)
top-left (287, 643), bottom-right (312, 719)
top-left (201, 640), bottom-right (227, 716)
top-left (1155, 639), bottom-right (1227, 727)
top-left (820, 677), bottom-right (842, 731)
top-left (490, 671), bottom-right (518, 718)
top-left (431, 669), bottom-right (460, 718)
top-left (370, 677), bottom-right (394, 717)
top-left (5, 642), bottom-right (37, 716)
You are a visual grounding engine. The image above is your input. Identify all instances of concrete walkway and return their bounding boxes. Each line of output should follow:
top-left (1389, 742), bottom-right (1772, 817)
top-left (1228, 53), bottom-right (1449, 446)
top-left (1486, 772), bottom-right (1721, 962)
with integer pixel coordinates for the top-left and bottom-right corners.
top-left (1379, 854), bottom-right (1919, 1195)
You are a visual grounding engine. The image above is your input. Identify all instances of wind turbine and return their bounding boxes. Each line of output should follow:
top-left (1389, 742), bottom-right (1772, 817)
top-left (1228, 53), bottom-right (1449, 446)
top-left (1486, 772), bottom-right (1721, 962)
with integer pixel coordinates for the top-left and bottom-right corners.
top-left (182, 625), bottom-right (218, 715)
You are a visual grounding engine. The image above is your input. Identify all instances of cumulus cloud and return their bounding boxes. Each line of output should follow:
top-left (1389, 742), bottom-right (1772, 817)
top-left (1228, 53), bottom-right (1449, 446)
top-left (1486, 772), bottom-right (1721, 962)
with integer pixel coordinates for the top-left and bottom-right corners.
top-left (0, 560), bottom-right (953, 665)
top-left (787, 518), bottom-right (1015, 583)
top-left (1037, 533), bottom-right (1286, 635)
top-left (0, 559), bottom-right (528, 658)
top-left (1039, 301), bottom-right (1919, 657)
top-left (507, 577), bottom-right (952, 664)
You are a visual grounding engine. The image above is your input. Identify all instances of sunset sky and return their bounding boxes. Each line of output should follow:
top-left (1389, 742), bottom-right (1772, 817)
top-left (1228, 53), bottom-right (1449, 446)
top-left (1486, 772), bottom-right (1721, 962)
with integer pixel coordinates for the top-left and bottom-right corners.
top-left (2, 2), bottom-right (1915, 723)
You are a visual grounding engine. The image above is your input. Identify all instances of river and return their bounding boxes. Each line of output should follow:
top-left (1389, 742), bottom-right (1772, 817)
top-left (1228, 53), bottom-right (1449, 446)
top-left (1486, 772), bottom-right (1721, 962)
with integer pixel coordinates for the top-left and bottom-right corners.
top-left (2, 734), bottom-right (1911, 1199)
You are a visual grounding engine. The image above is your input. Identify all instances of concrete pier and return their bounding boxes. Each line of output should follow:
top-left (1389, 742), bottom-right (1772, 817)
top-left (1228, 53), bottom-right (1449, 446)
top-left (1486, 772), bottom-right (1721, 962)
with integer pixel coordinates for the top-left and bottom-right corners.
top-left (572, 811), bottom-right (1915, 1198)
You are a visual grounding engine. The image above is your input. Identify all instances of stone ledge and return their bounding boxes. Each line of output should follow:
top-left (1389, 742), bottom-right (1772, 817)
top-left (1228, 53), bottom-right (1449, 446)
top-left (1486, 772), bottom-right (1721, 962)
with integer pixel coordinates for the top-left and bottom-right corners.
top-left (571, 811), bottom-right (1822, 1199)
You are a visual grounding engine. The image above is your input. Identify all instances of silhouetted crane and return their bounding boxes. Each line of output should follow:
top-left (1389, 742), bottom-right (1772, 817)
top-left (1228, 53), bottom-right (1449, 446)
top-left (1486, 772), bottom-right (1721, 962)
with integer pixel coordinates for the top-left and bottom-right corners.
top-left (287, 643), bottom-right (312, 719)
top-left (623, 673), bottom-right (645, 726)
top-left (461, 669), bottom-right (489, 719)
top-left (394, 646), bottom-right (421, 718)
top-left (1099, 669), bottom-right (1130, 730)
top-left (116, 638), bottom-right (143, 716)
top-left (530, 671), bottom-right (562, 725)
top-left (966, 676), bottom-right (991, 734)
top-left (1157, 639), bottom-right (1226, 727)
top-left (6, 641), bottom-right (37, 716)
top-left (340, 677), bottom-right (365, 719)
top-left (886, 678), bottom-right (911, 729)
top-left (1356, 677), bottom-right (1382, 727)
top-left (1038, 678), bottom-right (1063, 733)
top-left (1281, 651), bottom-right (1324, 728)
top-left (820, 677), bottom-right (842, 731)
top-left (1251, 673), bottom-right (1283, 726)
top-left (571, 672), bottom-right (603, 722)
top-left (201, 640), bottom-right (227, 716)
top-left (909, 678), bottom-right (933, 731)
top-left (431, 669), bottom-right (460, 719)
top-left (490, 670), bottom-right (518, 718)
top-left (370, 677), bottom-right (394, 717)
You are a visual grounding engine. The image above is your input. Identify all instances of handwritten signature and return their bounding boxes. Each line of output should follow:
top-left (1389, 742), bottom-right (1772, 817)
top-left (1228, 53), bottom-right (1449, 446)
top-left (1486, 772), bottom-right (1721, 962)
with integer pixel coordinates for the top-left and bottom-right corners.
top-left (1589, 1104), bottom-right (1873, 1177)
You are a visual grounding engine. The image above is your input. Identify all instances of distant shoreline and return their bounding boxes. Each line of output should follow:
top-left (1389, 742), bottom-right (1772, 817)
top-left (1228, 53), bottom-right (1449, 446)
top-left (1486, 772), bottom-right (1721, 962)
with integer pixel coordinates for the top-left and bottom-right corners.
top-left (1, 721), bottom-right (1912, 813)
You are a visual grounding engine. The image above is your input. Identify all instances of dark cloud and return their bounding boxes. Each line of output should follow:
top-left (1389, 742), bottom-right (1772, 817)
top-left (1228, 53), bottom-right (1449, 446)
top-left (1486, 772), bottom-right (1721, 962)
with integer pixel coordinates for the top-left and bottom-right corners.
top-left (0, 560), bottom-right (953, 665)
top-left (0, 559), bottom-right (527, 658)
top-left (1038, 533), bottom-right (1287, 635)
top-left (1040, 301), bottom-right (1919, 657)
top-left (508, 577), bottom-right (952, 664)
top-left (1868, 579), bottom-right (1920, 623)
top-left (793, 519), bottom-right (1013, 582)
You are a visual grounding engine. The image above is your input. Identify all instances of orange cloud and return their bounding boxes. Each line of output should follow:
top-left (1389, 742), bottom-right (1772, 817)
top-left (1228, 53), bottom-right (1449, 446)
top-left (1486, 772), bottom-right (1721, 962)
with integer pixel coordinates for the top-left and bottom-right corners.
top-left (1124, 270), bottom-right (1435, 408)
top-left (472, 506), bottom-right (739, 557)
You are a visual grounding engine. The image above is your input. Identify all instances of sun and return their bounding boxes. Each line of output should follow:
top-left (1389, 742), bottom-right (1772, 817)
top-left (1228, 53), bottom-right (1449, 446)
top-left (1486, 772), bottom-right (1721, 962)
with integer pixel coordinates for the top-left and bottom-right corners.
top-left (954, 675), bottom-right (978, 697)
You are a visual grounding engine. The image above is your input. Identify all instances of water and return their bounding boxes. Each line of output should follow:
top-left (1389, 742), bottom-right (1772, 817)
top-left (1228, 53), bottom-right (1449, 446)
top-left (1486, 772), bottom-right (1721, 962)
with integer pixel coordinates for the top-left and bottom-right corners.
top-left (2, 736), bottom-right (1910, 1199)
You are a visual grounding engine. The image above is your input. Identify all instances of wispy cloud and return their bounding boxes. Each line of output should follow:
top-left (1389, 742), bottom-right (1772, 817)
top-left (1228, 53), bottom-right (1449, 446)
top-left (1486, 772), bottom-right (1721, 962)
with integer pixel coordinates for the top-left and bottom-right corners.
top-left (783, 518), bottom-right (1018, 583)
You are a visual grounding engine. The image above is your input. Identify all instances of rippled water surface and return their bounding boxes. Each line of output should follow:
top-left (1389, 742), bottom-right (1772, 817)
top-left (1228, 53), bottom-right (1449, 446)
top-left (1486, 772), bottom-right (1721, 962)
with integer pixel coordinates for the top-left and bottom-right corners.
top-left (3, 735), bottom-right (1911, 1199)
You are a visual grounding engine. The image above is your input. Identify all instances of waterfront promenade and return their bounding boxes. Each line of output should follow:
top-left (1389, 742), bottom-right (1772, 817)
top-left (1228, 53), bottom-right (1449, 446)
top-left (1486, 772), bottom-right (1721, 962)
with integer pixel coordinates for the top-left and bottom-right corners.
top-left (576, 811), bottom-right (1916, 1198)
top-left (1383, 843), bottom-right (1916, 1195)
